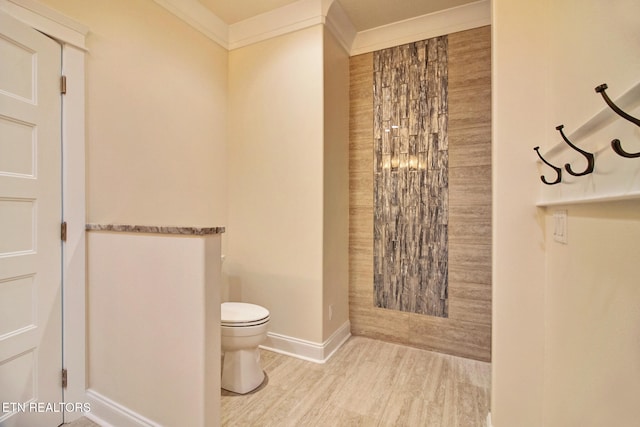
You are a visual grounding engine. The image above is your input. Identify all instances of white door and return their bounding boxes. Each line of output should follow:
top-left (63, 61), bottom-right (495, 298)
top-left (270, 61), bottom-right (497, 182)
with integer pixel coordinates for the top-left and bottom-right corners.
top-left (0, 11), bottom-right (63, 427)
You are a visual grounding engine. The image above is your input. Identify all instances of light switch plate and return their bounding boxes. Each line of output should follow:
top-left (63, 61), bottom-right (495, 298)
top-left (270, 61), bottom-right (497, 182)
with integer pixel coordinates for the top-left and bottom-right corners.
top-left (553, 210), bottom-right (568, 244)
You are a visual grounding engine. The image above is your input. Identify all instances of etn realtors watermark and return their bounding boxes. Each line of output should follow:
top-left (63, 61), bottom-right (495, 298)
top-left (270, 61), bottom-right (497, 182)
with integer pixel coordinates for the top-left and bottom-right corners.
top-left (2, 401), bottom-right (91, 414)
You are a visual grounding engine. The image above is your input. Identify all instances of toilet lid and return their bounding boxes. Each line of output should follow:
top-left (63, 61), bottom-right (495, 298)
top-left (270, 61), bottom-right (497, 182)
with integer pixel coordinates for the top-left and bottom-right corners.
top-left (221, 302), bottom-right (270, 326)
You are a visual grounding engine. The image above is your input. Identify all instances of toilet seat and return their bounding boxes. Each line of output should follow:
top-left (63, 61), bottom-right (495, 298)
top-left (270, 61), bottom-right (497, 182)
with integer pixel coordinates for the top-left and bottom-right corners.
top-left (221, 302), bottom-right (270, 327)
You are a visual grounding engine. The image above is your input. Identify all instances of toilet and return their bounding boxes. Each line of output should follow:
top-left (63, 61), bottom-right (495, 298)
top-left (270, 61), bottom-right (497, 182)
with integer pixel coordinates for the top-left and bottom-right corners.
top-left (220, 302), bottom-right (270, 394)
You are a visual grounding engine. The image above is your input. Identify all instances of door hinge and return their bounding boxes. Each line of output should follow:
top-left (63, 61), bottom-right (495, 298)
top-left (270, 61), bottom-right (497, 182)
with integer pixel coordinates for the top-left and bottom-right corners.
top-left (61, 222), bottom-right (67, 242)
top-left (61, 369), bottom-right (68, 388)
top-left (60, 75), bottom-right (67, 95)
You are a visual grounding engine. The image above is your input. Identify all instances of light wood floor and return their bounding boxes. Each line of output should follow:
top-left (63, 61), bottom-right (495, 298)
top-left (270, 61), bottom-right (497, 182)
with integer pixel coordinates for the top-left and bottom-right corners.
top-left (66, 336), bottom-right (490, 426)
top-left (222, 336), bottom-right (491, 426)
top-left (64, 417), bottom-right (101, 426)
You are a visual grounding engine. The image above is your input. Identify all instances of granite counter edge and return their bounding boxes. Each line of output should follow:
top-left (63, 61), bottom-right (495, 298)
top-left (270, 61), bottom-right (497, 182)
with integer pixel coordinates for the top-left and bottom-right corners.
top-left (85, 224), bottom-right (225, 235)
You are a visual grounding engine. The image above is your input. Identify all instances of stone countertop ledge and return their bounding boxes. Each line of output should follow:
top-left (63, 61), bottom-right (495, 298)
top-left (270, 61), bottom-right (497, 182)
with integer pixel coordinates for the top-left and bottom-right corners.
top-left (85, 224), bottom-right (225, 235)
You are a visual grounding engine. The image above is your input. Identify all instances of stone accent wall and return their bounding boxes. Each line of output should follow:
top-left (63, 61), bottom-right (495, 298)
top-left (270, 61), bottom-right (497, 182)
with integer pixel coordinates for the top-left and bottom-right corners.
top-left (373, 36), bottom-right (449, 317)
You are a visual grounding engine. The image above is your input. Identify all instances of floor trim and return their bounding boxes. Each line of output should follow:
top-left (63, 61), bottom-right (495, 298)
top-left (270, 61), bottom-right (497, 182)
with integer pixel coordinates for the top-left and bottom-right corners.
top-left (85, 389), bottom-right (161, 427)
top-left (261, 320), bottom-right (351, 364)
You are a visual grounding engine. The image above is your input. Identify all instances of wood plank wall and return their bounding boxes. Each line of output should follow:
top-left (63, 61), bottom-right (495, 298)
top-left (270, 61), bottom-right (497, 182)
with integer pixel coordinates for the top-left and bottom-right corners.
top-left (349, 26), bottom-right (492, 362)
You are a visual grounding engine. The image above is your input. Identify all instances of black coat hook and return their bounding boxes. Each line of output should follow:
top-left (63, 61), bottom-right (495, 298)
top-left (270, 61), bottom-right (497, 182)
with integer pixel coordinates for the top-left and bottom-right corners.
top-left (534, 146), bottom-right (562, 185)
top-left (556, 125), bottom-right (595, 176)
top-left (610, 138), bottom-right (640, 158)
top-left (595, 83), bottom-right (640, 158)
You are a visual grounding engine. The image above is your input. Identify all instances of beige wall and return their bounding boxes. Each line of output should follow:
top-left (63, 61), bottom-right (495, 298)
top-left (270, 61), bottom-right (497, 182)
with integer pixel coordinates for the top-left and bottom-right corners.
top-left (322, 28), bottom-right (350, 341)
top-left (543, 0), bottom-right (640, 425)
top-left (40, 0), bottom-right (228, 227)
top-left (226, 25), bottom-right (326, 343)
top-left (226, 24), bottom-right (350, 346)
top-left (493, 0), bottom-right (640, 425)
top-left (544, 202), bottom-right (640, 426)
top-left (491, 1), bottom-right (548, 424)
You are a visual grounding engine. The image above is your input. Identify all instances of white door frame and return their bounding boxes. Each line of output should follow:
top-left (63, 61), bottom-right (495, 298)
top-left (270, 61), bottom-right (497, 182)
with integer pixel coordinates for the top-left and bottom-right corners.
top-left (0, 0), bottom-right (87, 421)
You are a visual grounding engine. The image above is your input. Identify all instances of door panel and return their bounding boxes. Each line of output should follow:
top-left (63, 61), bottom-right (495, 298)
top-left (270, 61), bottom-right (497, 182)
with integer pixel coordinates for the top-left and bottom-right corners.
top-left (0, 10), bottom-right (63, 427)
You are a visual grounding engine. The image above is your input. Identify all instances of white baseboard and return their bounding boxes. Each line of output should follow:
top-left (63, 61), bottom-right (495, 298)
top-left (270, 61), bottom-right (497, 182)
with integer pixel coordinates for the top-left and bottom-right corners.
top-left (85, 389), bottom-right (161, 427)
top-left (261, 320), bottom-right (351, 364)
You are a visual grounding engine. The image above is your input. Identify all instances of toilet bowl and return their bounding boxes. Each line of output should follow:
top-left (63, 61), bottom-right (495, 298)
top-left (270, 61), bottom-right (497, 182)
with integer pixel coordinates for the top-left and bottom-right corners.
top-left (221, 302), bottom-right (270, 394)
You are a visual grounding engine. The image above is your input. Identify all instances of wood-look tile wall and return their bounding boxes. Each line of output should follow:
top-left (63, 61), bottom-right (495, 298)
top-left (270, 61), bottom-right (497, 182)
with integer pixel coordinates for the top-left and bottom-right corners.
top-left (349, 26), bottom-right (492, 362)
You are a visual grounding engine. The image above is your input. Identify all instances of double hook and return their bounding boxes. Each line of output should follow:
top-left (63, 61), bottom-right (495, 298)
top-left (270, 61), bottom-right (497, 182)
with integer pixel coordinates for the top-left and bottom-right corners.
top-left (595, 84), bottom-right (640, 158)
top-left (534, 146), bottom-right (562, 185)
top-left (535, 83), bottom-right (640, 185)
top-left (556, 124), bottom-right (595, 176)
top-left (534, 125), bottom-right (595, 185)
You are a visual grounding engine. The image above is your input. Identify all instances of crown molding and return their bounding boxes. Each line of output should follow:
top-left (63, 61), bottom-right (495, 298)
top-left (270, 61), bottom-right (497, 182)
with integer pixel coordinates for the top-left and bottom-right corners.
top-left (324, 0), bottom-right (356, 54)
top-left (350, 0), bottom-right (491, 56)
top-left (228, 0), bottom-right (325, 50)
top-left (153, 0), bottom-right (489, 55)
top-left (229, 0), bottom-right (355, 52)
top-left (153, 0), bottom-right (341, 51)
top-left (152, 0), bottom-right (228, 49)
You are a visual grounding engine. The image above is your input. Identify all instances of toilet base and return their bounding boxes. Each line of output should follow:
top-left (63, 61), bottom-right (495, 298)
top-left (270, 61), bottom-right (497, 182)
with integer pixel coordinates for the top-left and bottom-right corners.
top-left (221, 347), bottom-right (265, 394)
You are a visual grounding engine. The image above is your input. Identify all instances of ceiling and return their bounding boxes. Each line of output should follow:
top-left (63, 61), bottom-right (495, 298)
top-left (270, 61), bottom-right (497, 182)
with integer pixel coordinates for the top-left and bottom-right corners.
top-left (197, 0), bottom-right (478, 31)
